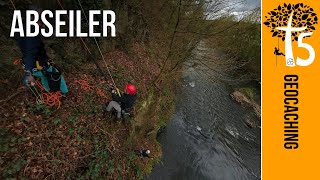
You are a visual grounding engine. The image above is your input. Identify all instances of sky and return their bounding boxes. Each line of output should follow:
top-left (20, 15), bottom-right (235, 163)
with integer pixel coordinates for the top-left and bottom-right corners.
top-left (231, 0), bottom-right (261, 21)
top-left (238, 0), bottom-right (261, 11)
top-left (227, 0), bottom-right (261, 13)
top-left (206, 0), bottom-right (261, 20)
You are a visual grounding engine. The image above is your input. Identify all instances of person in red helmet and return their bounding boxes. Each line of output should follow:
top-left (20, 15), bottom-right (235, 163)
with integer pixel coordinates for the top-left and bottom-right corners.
top-left (105, 83), bottom-right (137, 119)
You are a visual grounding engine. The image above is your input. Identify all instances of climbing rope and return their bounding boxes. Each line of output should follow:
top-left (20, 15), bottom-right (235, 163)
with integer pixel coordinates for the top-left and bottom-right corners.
top-left (9, 0), bottom-right (16, 10)
top-left (74, 75), bottom-right (106, 98)
top-left (34, 80), bottom-right (62, 109)
top-left (76, 0), bottom-right (119, 92)
top-left (59, 0), bottom-right (121, 96)
top-left (9, 1), bottom-right (119, 108)
top-left (56, 0), bottom-right (93, 54)
top-left (74, 76), bottom-right (95, 91)
top-left (276, 37), bottom-right (279, 66)
top-left (13, 58), bottom-right (22, 65)
top-left (8, 2), bottom-right (61, 109)
top-left (11, 57), bottom-right (63, 109)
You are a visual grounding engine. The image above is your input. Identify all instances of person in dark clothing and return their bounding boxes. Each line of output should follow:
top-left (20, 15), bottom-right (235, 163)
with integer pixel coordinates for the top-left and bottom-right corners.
top-left (15, 5), bottom-right (49, 86)
top-left (106, 83), bottom-right (137, 119)
top-left (14, 5), bottom-right (68, 94)
top-left (135, 149), bottom-right (151, 158)
top-left (16, 36), bottom-right (49, 86)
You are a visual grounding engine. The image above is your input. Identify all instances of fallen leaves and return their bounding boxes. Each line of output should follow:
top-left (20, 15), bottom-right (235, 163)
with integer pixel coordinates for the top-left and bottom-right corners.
top-left (0, 43), bottom-right (163, 179)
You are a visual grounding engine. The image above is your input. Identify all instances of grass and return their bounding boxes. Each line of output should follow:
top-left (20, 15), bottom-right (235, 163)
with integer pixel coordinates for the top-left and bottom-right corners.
top-left (238, 87), bottom-right (256, 100)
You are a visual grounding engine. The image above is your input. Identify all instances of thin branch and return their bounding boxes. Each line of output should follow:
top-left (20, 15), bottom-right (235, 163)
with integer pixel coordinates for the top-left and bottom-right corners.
top-left (154, 0), bottom-right (182, 83)
top-left (0, 87), bottom-right (25, 103)
top-left (176, 19), bottom-right (242, 36)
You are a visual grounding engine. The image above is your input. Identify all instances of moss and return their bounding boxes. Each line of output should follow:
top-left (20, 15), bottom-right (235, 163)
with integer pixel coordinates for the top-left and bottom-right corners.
top-left (238, 87), bottom-right (256, 100)
top-left (126, 77), bottom-right (177, 177)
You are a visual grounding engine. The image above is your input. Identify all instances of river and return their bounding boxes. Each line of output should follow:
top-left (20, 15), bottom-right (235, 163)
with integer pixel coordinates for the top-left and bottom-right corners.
top-left (146, 43), bottom-right (261, 180)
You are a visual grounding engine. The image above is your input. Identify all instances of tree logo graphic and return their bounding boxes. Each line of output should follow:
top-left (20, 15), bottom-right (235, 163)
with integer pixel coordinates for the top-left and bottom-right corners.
top-left (264, 3), bottom-right (318, 67)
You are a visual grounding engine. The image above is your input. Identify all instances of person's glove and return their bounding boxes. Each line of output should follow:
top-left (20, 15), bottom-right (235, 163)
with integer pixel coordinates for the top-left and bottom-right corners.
top-left (23, 71), bottom-right (35, 87)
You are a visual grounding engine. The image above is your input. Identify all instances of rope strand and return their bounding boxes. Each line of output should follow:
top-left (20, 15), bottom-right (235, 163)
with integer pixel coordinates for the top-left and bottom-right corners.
top-left (76, 0), bottom-right (117, 86)
top-left (9, 0), bottom-right (16, 10)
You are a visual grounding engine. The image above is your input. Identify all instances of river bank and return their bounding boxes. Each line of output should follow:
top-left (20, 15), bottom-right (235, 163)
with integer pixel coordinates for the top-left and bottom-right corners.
top-left (147, 44), bottom-right (261, 179)
top-left (0, 1), bottom-right (261, 178)
top-left (0, 42), bottom-right (178, 179)
top-left (231, 87), bottom-right (261, 129)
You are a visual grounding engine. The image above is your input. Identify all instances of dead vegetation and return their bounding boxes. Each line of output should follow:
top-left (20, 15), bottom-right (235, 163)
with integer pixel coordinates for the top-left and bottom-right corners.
top-left (0, 43), bottom-right (177, 179)
top-left (0, 0), bottom-right (261, 179)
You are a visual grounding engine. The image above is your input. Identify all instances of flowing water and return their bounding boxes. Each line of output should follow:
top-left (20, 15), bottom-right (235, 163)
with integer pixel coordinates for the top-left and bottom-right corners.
top-left (146, 43), bottom-right (261, 180)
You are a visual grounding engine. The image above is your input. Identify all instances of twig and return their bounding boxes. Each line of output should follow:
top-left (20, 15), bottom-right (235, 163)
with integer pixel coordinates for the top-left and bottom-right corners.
top-left (96, 125), bottom-right (112, 137)
top-left (0, 87), bottom-right (25, 103)
top-left (77, 147), bottom-right (112, 159)
top-left (96, 125), bottom-right (118, 152)
top-left (154, 0), bottom-right (182, 83)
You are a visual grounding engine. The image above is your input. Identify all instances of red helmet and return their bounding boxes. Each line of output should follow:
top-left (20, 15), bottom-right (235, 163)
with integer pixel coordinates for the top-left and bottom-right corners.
top-left (125, 83), bottom-right (136, 95)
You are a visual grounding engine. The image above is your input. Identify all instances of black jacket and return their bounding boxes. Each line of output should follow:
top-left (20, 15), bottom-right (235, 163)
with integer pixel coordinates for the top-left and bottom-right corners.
top-left (112, 93), bottom-right (137, 110)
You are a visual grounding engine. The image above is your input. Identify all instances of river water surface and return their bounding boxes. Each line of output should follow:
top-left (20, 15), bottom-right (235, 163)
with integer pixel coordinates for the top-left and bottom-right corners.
top-left (146, 44), bottom-right (261, 180)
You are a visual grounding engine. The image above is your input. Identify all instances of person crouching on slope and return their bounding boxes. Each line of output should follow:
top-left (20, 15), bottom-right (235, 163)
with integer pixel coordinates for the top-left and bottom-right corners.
top-left (105, 83), bottom-right (137, 119)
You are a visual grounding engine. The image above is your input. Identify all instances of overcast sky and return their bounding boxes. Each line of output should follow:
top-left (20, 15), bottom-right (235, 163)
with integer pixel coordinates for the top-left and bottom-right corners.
top-left (206, 0), bottom-right (260, 20)
top-left (236, 0), bottom-right (261, 11)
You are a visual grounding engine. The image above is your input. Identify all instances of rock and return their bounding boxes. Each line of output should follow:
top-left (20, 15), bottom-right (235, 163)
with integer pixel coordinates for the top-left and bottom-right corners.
top-left (230, 91), bottom-right (251, 105)
top-left (245, 118), bottom-right (256, 128)
top-left (252, 105), bottom-right (261, 118)
top-left (196, 126), bottom-right (201, 131)
top-left (231, 90), bottom-right (261, 118)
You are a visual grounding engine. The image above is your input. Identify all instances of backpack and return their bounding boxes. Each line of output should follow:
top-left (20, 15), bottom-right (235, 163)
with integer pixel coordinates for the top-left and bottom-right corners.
top-left (42, 65), bottom-right (62, 92)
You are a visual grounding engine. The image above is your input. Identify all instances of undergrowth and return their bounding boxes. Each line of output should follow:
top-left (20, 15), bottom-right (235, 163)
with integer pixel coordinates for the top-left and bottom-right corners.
top-left (0, 43), bottom-right (178, 179)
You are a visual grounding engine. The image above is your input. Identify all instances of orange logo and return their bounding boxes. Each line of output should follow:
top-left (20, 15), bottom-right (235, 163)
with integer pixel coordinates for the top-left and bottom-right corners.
top-left (264, 3), bottom-right (318, 67)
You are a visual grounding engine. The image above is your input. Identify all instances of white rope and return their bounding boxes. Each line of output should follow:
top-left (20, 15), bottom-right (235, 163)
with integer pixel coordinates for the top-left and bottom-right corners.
top-left (76, 0), bottom-right (117, 86)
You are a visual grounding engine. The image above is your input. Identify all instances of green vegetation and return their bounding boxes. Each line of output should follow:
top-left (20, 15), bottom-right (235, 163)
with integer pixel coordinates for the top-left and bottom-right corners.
top-left (208, 11), bottom-right (261, 81)
top-left (238, 87), bottom-right (256, 100)
top-left (206, 11), bottom-right (261, 102)
top-left (0, 0), bottom-right (260, 179)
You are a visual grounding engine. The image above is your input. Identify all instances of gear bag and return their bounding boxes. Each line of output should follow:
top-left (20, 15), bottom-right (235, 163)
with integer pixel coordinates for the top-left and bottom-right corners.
top-left (42, 65), bottom-right (62, 92)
